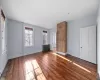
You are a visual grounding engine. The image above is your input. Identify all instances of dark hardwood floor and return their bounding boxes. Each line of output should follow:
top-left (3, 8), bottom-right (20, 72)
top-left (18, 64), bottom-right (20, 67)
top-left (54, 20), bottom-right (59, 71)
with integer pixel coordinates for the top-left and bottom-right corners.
top-left (3, 51), bottom-right (97, 80)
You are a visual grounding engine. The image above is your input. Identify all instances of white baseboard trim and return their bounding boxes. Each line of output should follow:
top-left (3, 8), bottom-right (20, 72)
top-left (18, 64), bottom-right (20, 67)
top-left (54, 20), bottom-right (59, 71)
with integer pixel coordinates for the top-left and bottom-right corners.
top-left (57, 52), bottom-right (67, 55)
top-left (66, 52), bottom-right (71, 55)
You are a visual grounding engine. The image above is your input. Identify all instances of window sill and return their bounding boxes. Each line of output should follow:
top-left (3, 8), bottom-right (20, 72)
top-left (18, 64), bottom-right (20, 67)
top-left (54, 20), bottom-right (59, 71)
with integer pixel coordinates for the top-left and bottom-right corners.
top-left (25, 45), bottom-right (34, 48)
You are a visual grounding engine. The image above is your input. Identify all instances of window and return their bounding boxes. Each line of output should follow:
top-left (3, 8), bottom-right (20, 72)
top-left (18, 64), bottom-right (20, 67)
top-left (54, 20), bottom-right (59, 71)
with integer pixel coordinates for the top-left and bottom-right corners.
top-left (43, 31), bottom-right (48, 45)
top-left (25, 27), bottom-right (33, 47)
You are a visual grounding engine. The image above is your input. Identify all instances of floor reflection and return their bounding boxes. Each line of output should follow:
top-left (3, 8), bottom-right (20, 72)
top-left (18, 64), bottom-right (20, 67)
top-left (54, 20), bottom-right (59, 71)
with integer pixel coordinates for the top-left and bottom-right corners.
top-left (24, 60), bottom-right (46, 80)
top-left (73, 62), bottom-right (91, 73)
top-left (52, 52), bottom-right (72, 62)
top-left (52, 52), bottom-right (91, 73)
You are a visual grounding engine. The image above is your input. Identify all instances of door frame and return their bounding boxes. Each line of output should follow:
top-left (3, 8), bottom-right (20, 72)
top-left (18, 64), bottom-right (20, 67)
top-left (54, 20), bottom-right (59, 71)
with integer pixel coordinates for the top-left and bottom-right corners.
top-left (80, 25), bottom-right (97, 64)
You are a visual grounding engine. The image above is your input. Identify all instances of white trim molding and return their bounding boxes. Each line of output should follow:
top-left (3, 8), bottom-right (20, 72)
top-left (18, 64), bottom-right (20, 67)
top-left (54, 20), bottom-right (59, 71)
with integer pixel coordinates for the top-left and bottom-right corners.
top-left (57, 52), bottom-right (67, 55)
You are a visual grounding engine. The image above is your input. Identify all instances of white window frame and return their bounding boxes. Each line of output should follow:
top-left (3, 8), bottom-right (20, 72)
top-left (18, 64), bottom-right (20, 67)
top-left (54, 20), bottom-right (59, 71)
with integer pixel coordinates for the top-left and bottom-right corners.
top-left (24, 27), bottom-right (34, 47)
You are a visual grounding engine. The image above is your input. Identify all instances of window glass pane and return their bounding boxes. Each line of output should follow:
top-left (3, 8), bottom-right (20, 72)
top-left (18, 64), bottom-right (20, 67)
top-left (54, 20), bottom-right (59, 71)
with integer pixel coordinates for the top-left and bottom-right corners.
top-left (43, 32), bottom-right (48, 45)
top-left (29, 30), bottom-right (33, 34)
top-left (25, 28), bottom-right (33, 46)
top-left (25, 34), bottom-right (30, 46)
top-left (30, 35), bottom-right (33, 45)
top-left (25, 29), bottom-right (29, 34)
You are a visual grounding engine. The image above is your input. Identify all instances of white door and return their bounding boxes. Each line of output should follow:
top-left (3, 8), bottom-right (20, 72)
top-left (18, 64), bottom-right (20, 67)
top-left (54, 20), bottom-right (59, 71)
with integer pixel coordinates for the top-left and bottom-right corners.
top-left (80, 26), bottom-right (96, 64)
top-left (80, 27), bottom-right (89, 61)
top-left (1, 15), bottom-right (6, 55)
top-left (88, 26), bottom-right (96, 63)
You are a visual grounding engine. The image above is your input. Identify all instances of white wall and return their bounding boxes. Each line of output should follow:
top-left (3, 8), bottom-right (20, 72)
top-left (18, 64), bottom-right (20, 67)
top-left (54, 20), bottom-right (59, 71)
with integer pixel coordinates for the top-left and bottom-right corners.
top-left (7, 19), bottom-right (50, 59)
top-left (50, 14), bottom-right (97, 57)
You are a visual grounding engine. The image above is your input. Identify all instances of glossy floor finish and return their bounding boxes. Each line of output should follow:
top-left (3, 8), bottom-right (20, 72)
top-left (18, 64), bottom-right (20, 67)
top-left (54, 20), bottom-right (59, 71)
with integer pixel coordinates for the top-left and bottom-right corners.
top-left (3, 52), bottom-right (97, 80)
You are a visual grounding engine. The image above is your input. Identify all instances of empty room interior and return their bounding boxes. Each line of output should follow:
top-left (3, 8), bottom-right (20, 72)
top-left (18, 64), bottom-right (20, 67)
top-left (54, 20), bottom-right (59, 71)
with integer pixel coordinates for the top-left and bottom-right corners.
top-left (1, 0), bottom-right (100, 80)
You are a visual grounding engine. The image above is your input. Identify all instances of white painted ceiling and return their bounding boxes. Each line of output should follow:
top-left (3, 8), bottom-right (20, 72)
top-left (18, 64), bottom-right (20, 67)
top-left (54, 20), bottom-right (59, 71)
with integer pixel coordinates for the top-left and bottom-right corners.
top-left (0, 0), bottom-right (99, 28)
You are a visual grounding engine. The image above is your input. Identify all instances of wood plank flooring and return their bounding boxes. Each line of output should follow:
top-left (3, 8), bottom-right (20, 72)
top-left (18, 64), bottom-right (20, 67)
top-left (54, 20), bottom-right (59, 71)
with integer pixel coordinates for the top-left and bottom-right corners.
top-left (3, 52), bottom-right (97, 80)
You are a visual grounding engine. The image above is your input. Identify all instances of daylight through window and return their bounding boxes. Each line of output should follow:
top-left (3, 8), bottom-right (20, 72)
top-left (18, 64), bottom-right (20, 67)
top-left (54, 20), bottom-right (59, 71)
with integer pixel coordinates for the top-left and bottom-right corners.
top-left (25, 27), bottom-right (33, 47)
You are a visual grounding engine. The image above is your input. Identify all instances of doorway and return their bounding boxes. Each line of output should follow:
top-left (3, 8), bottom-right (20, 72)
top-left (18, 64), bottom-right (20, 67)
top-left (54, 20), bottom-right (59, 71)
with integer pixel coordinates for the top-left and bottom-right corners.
top-left (51, 32), bottom-right (56, 52)
top-left (80, 26), bottom-right (96, 64)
